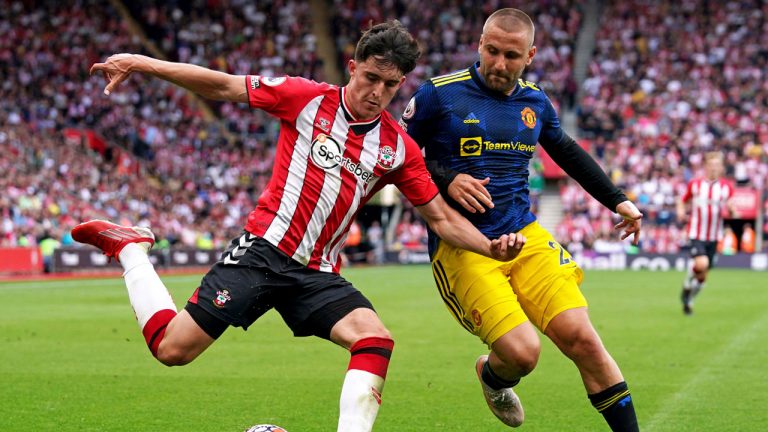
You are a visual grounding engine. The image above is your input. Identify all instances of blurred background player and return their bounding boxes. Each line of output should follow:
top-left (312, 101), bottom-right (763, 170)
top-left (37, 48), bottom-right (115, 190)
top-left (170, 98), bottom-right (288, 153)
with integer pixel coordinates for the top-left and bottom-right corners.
top-left (677, 151), bottom-right (734, 315)
top-left (77, 21), bottom-right (525, 432)
top-left (401, 8), bottom-right (641, 431)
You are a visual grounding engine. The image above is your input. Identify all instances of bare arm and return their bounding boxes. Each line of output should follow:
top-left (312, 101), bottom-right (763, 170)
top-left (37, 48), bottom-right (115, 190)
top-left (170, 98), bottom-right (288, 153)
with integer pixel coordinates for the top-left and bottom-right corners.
top-left (415, 194), bottom-right (525, 261)
top-left (90, 54), bottom-right (248, 102)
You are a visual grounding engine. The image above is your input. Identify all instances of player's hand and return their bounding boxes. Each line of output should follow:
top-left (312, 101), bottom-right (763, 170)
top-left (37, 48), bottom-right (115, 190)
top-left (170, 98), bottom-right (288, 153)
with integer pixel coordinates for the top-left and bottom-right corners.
top-left (614, 200), bottom-right (643, 245)
top-left (489, 232), bottom-right (526, 261)
top-left (448, 174), bottom-right (494, 214)
top-left (90, 53), bottom-right (137, 96)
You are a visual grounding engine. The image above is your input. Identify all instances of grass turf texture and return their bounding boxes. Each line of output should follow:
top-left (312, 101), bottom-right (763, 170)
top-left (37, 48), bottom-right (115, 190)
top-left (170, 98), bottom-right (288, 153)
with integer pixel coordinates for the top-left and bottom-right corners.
top-left (1, 267), bottom-right (767, 431)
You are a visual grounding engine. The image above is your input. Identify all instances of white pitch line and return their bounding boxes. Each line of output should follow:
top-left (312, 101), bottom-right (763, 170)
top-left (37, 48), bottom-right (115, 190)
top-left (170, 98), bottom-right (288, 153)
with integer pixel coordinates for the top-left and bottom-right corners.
top-left (645, 313), bottom-right (768, 430)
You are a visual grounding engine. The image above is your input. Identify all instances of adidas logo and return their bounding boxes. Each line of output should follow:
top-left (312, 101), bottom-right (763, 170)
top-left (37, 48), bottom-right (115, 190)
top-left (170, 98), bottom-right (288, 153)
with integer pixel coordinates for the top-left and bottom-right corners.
top-left (99, 227), bottom-right (149, 241)
top-left (463, 112), bottom-right (480, 124)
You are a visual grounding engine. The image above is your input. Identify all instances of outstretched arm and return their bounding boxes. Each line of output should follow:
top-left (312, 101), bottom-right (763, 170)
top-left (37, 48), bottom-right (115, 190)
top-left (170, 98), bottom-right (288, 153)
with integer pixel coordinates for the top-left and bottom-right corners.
top-left (90, 54), bottom-right (248, 103)
top-left (540, 130), bottom-right (627, 211)
top-left (541, 129), bottom-right (643, 244)
top-left (415, 194), bottom-right (525, 261)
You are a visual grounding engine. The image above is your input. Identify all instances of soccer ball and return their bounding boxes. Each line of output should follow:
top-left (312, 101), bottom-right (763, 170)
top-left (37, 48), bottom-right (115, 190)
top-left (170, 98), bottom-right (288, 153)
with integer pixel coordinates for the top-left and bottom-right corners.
top-left (244, 425), bottom-right (288, 432)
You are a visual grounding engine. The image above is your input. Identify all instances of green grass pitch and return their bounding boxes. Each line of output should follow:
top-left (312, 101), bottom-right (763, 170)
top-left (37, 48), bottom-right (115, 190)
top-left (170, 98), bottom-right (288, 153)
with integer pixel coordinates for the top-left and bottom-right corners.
top-left (1, 267), bottom-right (767, 431)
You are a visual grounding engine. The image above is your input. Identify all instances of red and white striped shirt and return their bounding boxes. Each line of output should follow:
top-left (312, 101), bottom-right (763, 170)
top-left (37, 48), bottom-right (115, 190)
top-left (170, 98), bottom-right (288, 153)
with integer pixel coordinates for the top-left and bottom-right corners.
top-left (243, 75), bottom-right (438, 273)
top-left (681, 177), bottom-right (732, 241)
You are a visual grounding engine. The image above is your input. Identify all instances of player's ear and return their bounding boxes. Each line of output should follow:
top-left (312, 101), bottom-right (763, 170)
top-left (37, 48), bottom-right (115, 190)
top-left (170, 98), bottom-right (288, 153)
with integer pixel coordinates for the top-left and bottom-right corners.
top-left (478, 34), bottom-right (485, 54)
top-left (526, 45), bottom-right (537, 66)
top-left (348, 59), bottom-right (357, 77)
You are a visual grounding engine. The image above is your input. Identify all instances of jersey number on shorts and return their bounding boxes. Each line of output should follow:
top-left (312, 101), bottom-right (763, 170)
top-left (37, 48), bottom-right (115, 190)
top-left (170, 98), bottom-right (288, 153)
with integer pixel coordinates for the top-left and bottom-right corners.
top-left (548, 241), bottom-right (571, 266)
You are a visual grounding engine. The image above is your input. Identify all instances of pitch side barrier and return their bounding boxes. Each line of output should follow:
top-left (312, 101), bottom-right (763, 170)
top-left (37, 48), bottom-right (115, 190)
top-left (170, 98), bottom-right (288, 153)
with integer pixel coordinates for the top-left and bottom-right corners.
top-left (0, 247), bottom-right (43, 273)
top-left (389, 249), bottom-right (768, 271)
top-left (51, 248), bottom-right (768, 272)
top-left (52, 247), bottom-right (221, 272)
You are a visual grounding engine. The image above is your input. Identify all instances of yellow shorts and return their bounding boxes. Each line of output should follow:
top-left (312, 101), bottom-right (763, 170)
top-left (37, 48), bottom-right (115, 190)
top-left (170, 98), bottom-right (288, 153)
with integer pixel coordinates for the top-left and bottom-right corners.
top-left (431, 221), bottom-right (586, 345)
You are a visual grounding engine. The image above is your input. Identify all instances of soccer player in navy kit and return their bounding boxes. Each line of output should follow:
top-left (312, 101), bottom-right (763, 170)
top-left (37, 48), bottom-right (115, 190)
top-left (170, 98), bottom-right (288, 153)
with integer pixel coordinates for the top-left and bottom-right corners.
top-left (401, 9), bottom-right (642, 431)
top-left (77, 21), bottom-right (525, 432)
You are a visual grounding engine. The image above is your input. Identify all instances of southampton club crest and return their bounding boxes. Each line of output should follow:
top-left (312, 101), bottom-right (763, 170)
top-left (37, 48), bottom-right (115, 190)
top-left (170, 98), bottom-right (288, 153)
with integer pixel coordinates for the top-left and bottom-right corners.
top-left (377, 145), bottom-right (396, 169)
top-left (213, 289), bottom-right (231, 308)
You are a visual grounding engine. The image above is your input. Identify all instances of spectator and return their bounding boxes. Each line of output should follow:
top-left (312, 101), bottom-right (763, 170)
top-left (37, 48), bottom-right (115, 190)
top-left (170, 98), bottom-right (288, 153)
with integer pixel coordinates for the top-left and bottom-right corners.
top-left (740, 223), bottom-right (756, 254)
top-left (718, 225), bottom-right (738, 256)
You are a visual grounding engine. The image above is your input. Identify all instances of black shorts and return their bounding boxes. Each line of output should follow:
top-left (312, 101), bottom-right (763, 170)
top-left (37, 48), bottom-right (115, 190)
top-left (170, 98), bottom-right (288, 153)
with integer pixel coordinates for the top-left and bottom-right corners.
top-left (185, 232), bottom-right (373, 340)
top-left (688, 240), bottom-right (717, 264)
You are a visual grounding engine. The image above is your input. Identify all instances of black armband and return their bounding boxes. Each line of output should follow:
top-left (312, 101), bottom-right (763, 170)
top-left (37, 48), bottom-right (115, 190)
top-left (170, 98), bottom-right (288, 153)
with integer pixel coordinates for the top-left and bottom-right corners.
top-left (541, 132), bottom-right (627, 211)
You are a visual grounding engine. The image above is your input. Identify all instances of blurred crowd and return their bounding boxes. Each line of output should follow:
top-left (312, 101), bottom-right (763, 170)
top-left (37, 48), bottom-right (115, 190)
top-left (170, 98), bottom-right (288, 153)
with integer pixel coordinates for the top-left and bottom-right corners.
top-left (329, 0), bottom-right (581, 116)
top-left (559, 0), bottom-right (768, 253)
top-left (1, 0), bottom-right (320, 254)
top-left (2, 0), bottom-right (767, 267)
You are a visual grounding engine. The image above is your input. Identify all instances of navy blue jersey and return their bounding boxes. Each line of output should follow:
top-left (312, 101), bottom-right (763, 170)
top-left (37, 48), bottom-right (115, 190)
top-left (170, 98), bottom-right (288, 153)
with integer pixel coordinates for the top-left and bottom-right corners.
top-left (402, 62), bottom-right (564, 241)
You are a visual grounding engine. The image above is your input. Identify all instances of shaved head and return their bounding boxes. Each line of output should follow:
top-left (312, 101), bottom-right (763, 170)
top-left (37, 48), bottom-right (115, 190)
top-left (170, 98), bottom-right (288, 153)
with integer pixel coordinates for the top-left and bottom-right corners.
top-left (483, 8), bottom-right (535, 48)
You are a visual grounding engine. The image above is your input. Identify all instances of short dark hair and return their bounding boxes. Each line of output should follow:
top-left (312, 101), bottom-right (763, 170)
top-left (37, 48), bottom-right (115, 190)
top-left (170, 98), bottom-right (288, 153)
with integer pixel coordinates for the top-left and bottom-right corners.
top-left (354, 20), bottom-right (420, 75)
top-left (484, 8), bottom-right (535, 48)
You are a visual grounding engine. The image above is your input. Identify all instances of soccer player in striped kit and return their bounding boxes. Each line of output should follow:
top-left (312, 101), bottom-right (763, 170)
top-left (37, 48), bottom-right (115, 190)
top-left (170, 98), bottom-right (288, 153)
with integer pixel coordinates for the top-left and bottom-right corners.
top-left (677, 151), bottom-right (734, 315)
top-left (78, 21), bottom-right (526, 432)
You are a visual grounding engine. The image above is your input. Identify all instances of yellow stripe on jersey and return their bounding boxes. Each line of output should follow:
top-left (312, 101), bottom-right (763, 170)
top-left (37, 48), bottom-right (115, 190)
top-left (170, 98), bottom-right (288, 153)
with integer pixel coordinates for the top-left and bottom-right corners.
top-left (595, 390), bottom-right (631, 412)
top-left (431, 70), bottom-right (470, 86)
top-left (517, 79), bottom-right (541, 91)
top-left (432, 260), bottom-right (474, 333)
top-left (434, 75), bottom-right (472, 87)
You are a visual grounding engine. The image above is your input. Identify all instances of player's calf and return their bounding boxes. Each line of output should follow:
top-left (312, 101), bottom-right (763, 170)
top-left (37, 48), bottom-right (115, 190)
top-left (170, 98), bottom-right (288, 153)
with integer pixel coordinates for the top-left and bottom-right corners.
top-left (153, 308), bottom-right (219, 366)
top-left (73, 220), bottom-right (184, 361)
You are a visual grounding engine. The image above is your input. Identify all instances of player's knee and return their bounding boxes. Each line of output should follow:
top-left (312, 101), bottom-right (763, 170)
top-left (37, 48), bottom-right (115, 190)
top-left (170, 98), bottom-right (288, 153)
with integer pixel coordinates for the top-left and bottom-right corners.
top-left (512, 349), bottom-right (539, 376)
top-left (494, 336), bottom-right (540, 376)
top-left (155, 344), bottom-right (195, 367)
top-left (693, 258), bottom-right (710, 275)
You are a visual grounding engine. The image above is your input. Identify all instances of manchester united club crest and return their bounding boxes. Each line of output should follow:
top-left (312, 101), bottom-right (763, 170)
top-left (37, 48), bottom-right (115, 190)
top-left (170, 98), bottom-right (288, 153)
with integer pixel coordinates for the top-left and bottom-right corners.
top-left (377, 145), bottom-right (396, 169)
top-left (521, 107), bottom-right (537, 129)
top-left (213, 289), bottom-right (231, 308)
top-left (471, 309), bottom-right (483, 327)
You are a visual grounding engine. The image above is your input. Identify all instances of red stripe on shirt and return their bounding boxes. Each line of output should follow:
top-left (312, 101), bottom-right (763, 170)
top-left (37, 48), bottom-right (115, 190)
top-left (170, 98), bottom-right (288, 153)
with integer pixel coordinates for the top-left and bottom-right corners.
top-left (246, 123), bottom-right (300, 238)
top-left (277, 96), bottom-right (340, 257)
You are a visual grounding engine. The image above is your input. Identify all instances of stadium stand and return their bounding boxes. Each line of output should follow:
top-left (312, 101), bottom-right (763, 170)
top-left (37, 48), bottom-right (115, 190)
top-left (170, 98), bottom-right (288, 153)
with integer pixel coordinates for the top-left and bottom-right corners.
top-left (562, 0), bottom-right (768, 253)
top-left (2, 0), bottom-right (766, 272)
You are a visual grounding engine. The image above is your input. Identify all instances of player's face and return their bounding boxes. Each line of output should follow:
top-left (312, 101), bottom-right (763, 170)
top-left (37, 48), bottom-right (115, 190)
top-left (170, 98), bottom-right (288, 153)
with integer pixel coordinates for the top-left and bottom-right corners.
top-left (478, 24), bottom-right (536, 94)
top-left (705, 158), bottom-right (723, 180)
top-left (346, 57), bottom-right (406, 120)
